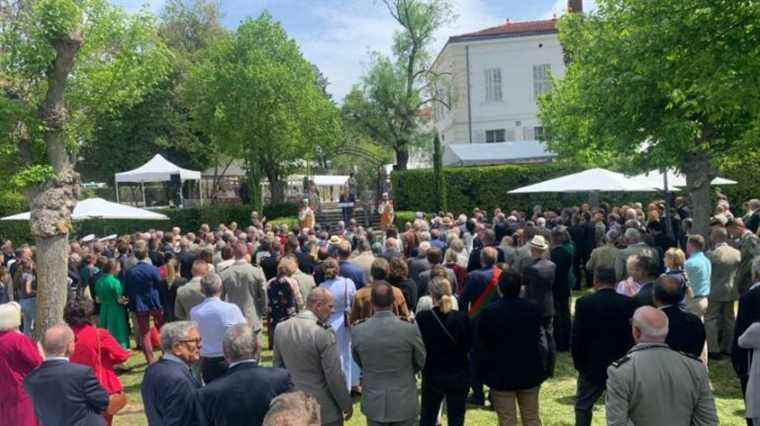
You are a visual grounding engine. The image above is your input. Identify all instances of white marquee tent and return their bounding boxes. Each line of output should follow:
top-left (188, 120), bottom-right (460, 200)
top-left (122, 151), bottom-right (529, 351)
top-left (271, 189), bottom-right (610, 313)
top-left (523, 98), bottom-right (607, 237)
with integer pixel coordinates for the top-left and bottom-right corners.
top-left (508, 168), bottom-right (659, 194)
top-left (114, 154), bottom-right (202, 207)
top-left (630, 169), bottom-right (737, 190)
top-left (1, 198), bottom-right (169, 221)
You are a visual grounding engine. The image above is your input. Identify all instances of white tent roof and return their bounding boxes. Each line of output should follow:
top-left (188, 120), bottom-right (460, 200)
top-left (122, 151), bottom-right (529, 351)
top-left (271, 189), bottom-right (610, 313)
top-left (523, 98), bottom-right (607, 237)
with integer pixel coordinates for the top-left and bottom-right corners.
top-left (115, 154), bottom-right (201, 183)
top-left (1, 198), bottom-right (169, 221)
top-left (630, 169), bottom-right (737, 190)
top-left (443, 141), bottom-right (556, 166)
top-left (508, 168), bottom-right (659, 194)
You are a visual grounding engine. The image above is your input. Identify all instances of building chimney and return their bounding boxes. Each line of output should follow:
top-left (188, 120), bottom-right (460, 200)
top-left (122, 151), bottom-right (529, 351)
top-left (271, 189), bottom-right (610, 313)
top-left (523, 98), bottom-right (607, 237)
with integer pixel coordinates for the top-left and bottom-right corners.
top-left (568, 0), bottom-right (583, 13)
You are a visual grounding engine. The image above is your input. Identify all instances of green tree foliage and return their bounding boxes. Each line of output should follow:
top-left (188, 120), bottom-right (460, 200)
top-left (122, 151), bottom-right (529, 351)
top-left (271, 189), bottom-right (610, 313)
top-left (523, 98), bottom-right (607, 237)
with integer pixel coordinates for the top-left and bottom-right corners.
top-left (0, 0), bottom-right (171, 336)
top-left (342, 0), bottom-right (454, 170)
top-left (539, 0), bottom-right (760, 236)
top-left (185, 13), bottom-right (343, 206)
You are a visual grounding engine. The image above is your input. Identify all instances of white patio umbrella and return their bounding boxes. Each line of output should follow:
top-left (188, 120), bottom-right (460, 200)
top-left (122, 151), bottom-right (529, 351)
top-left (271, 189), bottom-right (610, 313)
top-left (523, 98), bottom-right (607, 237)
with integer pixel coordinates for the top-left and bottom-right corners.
top-left (1, 198), bottom-right (170, 221)
top-left (508, 168), bottom-right (659, 194)
top-left (630, 169), bottom-right (737, 190)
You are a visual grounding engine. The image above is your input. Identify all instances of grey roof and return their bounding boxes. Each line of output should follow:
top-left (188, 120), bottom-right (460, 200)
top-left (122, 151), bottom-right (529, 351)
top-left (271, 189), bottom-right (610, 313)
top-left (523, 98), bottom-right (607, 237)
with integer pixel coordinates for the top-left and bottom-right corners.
top-left (203, 160), bottom-right (247, 177)
top-left (442, 140), bottom-right (556, 166)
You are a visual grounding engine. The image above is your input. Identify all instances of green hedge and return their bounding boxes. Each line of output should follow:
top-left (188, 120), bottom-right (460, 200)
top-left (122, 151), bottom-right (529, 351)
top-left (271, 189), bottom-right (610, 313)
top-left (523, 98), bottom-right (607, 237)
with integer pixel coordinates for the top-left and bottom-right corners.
top-left (0, 204), bottom-right (292, 245)
top-left (392, 163), bottom-right (653, 214)
top-left (263, 202), bottom-right (298, 220)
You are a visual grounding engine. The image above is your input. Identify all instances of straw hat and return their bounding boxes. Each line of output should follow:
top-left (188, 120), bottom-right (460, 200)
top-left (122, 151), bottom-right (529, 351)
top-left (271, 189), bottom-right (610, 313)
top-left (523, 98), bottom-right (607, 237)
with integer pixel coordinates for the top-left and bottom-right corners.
top-left (0, 302), bottom-right (22, 331)
top-left (528, 235), bottom-right (549, 251)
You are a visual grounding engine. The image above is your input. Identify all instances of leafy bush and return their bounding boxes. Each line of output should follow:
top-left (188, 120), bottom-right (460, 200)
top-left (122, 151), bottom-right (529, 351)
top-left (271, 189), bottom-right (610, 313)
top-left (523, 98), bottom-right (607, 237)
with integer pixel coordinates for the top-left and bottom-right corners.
top-left (263, 202), bottom-right (299, 220)
top-left (268, 216), bottom-right (299, 228)
top-left (0, 203), bottom-right (295, 245)
top-left (392, 163), bottom-right (657, 214)
top-left (395, 211), bottom-right (421, 226)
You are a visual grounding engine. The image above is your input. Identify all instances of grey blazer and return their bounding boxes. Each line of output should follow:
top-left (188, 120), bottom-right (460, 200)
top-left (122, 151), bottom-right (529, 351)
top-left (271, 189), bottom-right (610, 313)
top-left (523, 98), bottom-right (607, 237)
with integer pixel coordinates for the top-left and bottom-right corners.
top-left (220, 260), bottom-right (267, 331)
top-left (707, 244), bottom-right (741, 302)
top-left (351, 310), bottom-right (426, 423)
top-left (273, 311), bottom-right (352, 424)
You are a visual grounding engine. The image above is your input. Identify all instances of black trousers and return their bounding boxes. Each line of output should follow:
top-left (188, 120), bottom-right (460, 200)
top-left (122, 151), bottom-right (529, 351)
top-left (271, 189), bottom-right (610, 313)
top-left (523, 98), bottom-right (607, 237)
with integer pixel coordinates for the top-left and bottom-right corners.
top-left (469, 350), bottom-right (484, 402)
top-left (553, 295), bottom-right (572, 352)
top-left (420, 375), bottom-right (467, 426)
top-left (201, 356), bottom-right (227, 384)
top-left (574, 373), bottom-right (605, 426)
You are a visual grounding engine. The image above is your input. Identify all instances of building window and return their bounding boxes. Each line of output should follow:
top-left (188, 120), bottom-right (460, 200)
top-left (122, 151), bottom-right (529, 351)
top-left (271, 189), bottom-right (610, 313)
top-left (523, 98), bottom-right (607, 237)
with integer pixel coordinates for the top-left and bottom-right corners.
top-left (533, 64), bottom-right (552, 100)
top-left (534, 126), bottom-right (545, 140)
top-left (485, 129), bottom-right (506, 143)
top-left (485, 68), bottom-right (502, 103)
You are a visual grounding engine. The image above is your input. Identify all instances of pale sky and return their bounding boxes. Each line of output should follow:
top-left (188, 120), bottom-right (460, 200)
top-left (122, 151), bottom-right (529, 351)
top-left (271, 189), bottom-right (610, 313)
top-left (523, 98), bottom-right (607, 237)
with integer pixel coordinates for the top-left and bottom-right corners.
top-left (112, 0), bottom-right (597, 101)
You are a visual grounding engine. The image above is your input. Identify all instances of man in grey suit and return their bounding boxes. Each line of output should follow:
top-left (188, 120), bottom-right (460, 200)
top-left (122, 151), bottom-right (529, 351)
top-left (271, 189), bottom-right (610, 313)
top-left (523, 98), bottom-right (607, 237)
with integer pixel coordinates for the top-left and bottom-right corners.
top-left (351, 282), bottom-right (426, 426)
top-left (706, 227), bottom-right (742, 359)
top-left (273, 288), bottom-right (353, 426)
top-left (220, 242), bottom-right (267, 333)
top-left (614, 228), bottom-right (659, 281)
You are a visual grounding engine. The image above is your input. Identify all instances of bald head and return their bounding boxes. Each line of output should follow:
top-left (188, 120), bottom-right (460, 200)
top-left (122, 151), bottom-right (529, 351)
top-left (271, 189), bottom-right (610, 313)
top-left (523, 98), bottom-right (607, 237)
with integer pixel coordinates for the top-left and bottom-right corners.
top-left (42, 323), bottom-right (75, 358)
top-left (306, 287), bottom-right (333, 309)
top-left (632, 306), bottom-right (669, 343)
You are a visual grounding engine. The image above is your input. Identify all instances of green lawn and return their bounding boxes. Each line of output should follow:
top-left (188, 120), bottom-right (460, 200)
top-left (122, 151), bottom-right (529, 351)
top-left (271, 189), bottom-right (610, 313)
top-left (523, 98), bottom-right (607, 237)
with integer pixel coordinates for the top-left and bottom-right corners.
top-left (114, 291), bottom-right (748, 425)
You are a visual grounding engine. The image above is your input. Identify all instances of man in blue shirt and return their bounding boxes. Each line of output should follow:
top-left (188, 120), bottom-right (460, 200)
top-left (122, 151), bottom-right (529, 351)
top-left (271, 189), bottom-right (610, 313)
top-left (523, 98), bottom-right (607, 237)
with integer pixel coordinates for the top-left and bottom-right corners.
top-left (685, 234), bottom-right (712, 321)
top-left (191, 272), bottom-right (246, 384)
top-left (337, 240), bottom-right (365, 289)
top-left (125, 246), bottom-right (164, 364)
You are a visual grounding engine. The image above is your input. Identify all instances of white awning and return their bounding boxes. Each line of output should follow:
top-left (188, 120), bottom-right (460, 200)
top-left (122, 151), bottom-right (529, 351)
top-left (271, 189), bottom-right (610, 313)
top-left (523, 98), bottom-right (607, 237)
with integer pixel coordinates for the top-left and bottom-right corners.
top-left (630, 169), bottom-right (737, 190)
top-left (508, 168), bottom-right (659, 194)
top-left (115, 154), bottom-right (201, 183)
top-left (443, 141), bottom-right (556, 166)
top-left (1, 198), bottom-right (169, 221)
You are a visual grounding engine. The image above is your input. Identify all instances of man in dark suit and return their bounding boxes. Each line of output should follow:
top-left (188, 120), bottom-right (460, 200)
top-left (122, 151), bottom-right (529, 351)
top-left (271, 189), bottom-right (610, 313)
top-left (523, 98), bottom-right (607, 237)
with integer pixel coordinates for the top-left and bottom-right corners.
top-left (475, 269), bottom-right (548, 425)
top-left (460, 246), bottom-right (500, 406)
top-left (631, 255), bottom-right (661, 307)
top-left (522, 235), bottom-right (557, 377)
top-left (407, 241), bottom-right (431, 288)
top-left (24, 324), bottom-right (109, 426)
top-left (571, 267), bottom-right (636, 426)
top-left (199, 323), bottom-right (292, 426)
top-left (654, 274), bottom-right (706, 359)
top-left (733, 257), bottom-right (760, 426)
top-left (141, 321), bottom-right (203, 426)
top-left (337, 240), bottom-right (365, 289)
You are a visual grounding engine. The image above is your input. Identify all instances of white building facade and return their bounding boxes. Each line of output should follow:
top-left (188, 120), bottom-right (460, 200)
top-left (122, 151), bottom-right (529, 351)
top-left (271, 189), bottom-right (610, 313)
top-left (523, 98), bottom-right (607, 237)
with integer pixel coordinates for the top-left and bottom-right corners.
top-left (432, 18), bottom-right (566, 149)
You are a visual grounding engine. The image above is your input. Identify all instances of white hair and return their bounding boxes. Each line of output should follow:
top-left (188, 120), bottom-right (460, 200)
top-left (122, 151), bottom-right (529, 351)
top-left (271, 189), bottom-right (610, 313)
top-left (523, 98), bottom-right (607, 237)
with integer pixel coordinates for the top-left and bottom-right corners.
top-left (160, 321), bottom-right (198, 352)
top-left (624, 228), bottom-right (641, 243)
top-left (632, 309), bottom-right (668, 341)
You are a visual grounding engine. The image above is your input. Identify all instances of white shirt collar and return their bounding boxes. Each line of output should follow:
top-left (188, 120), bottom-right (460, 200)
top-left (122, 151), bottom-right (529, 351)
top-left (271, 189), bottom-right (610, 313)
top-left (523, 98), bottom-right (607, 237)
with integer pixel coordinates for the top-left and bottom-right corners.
top-left (228, 359), bottom-right (258, 369)
top-left (750, 282), bottom-right (760, 292)
top-left (46, 356), bottom-right (69, 362)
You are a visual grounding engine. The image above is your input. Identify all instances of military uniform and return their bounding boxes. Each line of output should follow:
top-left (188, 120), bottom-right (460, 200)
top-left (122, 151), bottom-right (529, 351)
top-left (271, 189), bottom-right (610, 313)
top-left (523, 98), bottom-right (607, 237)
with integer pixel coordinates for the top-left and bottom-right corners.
top-left (605, 343), bottom-right (718, 426)
top-left (736, 231), bottom-right (760, 296)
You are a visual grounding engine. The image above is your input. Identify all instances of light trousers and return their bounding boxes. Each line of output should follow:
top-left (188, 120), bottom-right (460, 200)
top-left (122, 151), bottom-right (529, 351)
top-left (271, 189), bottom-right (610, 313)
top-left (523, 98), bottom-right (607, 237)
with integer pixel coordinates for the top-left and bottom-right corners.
top-left (687, 296), bottom-right (709, 366)
top-left (491, 386), bottom-right (542, 426)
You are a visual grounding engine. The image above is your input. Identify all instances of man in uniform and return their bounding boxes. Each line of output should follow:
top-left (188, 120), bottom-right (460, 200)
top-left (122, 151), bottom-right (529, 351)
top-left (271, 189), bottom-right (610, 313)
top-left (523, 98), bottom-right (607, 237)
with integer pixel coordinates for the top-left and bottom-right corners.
top-left (351, 282), bottom-right (426, 426)
top-left (605, 306), bottom-right (718, 425)
top-left (220, 242), bottom-right (268, 334)
top-left (727, 218), bottom-right (760, 296)
top-left (273, 288), bottom-right (353, 426)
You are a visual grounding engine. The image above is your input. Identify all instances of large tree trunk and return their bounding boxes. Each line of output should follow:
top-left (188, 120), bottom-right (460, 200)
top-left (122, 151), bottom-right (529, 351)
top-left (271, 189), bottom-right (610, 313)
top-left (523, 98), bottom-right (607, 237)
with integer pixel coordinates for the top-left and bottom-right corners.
top-left (29, 31), bottom-right (83, 341)
top-left (269, 177), bottom-right (286, 204)
top-left (681, 150), bottom-right (716, 239)
top-left (395, 146), bottom-right (410, 171)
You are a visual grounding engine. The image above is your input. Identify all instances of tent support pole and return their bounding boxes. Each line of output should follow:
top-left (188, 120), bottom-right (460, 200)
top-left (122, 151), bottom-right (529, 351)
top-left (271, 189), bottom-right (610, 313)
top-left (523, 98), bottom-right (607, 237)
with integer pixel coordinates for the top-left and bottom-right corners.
top-left (662, 168), bottom-right (674, 243)
top-left (115, 182), bottom-right (119, 203)
top-left (141, 182), bottom-right (146, 207)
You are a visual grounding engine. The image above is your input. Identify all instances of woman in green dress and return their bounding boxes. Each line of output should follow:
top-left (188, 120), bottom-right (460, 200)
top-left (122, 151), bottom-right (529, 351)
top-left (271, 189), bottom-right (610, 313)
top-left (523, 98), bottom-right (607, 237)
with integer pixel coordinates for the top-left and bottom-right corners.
top-left (95, 259), bottom-right (130, 349)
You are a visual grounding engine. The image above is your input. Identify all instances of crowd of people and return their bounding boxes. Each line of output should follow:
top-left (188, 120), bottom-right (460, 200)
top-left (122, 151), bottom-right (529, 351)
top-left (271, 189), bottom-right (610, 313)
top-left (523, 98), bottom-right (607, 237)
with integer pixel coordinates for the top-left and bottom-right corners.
top-left (1, 195), bottom-right (760, 425)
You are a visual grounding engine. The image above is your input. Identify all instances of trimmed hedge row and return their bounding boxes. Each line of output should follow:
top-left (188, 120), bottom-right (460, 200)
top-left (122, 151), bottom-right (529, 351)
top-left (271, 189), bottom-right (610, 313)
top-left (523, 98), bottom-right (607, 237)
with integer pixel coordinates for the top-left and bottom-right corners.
top-left (0, 203), bottom-right (299, 245)
top-left (392, 163), bottom-right (652, 214)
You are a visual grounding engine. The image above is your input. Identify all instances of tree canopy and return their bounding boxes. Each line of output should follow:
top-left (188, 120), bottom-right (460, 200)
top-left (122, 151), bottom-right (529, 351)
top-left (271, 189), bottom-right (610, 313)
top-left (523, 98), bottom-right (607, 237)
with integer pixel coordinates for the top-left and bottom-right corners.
top-left (342, 0), bottom-right (454, 170)
top-left (184, 13), bottom-right (342, 206)
top-left (539, 0), bottom-right (760, 236)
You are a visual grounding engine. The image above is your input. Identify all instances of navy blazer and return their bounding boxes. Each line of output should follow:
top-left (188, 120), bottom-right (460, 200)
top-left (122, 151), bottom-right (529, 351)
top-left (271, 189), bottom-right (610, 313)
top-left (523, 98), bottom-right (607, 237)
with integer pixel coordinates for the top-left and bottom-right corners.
top-left (339, 260), bottom-right (365, 289)
top-left (661, 305), bottom-right (706, 359)
top-left (24, 359), bottom-right (109, 426)
top-left (125, 261), bottom-right (163, 312)
top-left (197, 362), bottom-right (292, 426)
top-left (141, 357), bottom-right (202, 426)
top-left (460, 266), bottom-right (496, 318)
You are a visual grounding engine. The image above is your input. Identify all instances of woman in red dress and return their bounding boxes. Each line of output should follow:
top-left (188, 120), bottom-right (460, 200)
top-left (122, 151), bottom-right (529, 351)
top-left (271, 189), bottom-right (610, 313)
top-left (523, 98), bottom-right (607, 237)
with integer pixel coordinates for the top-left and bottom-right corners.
top-left (0, 302), bottom-right (42, 426)
top-left (64, 298), bottom-right (130, 426)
